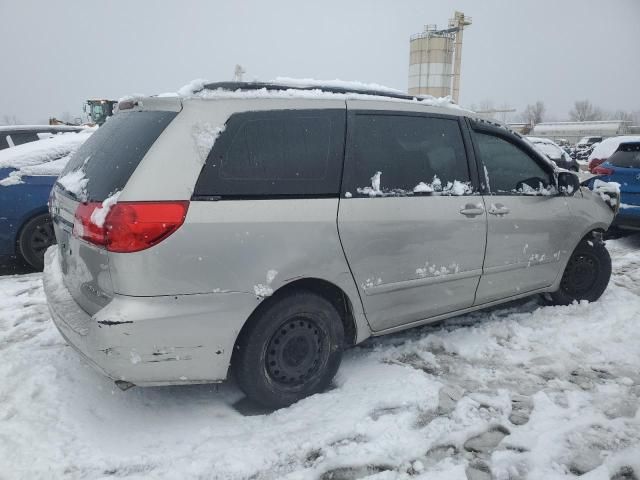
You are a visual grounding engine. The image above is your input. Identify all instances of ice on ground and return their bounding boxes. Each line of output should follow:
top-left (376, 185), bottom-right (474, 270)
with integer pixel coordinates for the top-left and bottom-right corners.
top-left (1, 236), bottom-right (640, 478)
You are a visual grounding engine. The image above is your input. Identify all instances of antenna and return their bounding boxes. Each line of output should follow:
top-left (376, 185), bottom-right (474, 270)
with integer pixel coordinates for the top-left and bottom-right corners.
top-left (233, 65), bottom-right (246, 82)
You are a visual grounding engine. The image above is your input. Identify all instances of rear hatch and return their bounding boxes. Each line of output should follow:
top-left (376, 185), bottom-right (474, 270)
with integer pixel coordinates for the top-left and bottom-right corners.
top-left (607, 143), bottom-right (640, 207)
top-left (50, 108), bottom-right (178, 315)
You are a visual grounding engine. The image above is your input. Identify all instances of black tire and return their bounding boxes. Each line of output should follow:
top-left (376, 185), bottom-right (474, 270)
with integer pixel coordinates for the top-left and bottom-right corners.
top-left (232, 291), bottom-right (344, 409)
top-left (18, 213), bottom-right (56, 271)
top-left (548, 239), bottom-right (611, 305)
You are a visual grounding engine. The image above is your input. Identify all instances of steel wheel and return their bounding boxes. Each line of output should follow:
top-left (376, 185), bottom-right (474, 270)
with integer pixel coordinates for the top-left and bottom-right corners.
top-left (560, 253), bottom-right (599, 296)
top-left (265, 316), bottom-right (327, 387)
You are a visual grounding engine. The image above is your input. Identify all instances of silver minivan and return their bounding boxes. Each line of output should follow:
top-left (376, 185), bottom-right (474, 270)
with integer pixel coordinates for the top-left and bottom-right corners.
top-left (44, 82), bottom-right (617, 408)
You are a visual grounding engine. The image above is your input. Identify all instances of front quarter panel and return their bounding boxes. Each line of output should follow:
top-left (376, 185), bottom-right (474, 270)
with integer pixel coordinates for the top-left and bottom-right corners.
top-left (549, 187), bottom-right (614, 290)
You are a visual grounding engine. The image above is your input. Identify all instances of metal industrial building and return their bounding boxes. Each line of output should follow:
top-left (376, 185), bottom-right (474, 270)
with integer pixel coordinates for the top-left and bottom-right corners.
top-left (408, 11), bottom-right (471, 102)
top-left (530, 120), bottom-right (632, 144)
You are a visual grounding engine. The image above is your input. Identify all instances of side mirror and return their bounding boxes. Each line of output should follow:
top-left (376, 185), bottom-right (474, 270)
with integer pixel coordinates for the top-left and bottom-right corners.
top-left (557, 171), bottom-right (581, 196)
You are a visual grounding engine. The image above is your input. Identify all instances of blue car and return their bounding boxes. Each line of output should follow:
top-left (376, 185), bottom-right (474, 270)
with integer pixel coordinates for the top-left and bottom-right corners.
top-left (591, 141), bottom-right (640, 232)
top-left (0, 131), bottom-right (92, 269)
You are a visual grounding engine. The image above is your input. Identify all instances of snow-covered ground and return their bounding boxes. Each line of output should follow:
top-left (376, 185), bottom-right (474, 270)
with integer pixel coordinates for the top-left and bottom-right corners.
top-left (1, 236), bottom-right (640, 480)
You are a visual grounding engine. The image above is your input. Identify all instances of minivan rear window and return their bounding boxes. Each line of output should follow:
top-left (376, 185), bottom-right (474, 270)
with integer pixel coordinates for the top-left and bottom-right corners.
top-left (59, 111), bottom-right (177, 201)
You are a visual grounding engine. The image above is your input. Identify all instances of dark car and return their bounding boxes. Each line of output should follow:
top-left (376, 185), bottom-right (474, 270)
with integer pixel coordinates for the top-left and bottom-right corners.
top-left (0, 125), bottom-right (85, 151)
top-left (0, 130), bottom-right (92, 269)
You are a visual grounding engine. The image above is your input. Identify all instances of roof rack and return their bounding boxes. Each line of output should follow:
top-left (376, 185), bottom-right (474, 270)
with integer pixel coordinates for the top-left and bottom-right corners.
top-left (202, 81), bottom-right (431, 102)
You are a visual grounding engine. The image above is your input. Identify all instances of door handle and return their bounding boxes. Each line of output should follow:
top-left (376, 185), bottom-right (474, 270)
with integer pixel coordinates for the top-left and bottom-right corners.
top-left (488, 203), bottom-right (510, 216)
top-left (459, 203), bottom-right (485, 217)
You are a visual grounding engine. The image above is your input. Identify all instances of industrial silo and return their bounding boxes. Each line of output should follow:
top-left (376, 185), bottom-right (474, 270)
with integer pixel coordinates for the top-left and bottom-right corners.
top-left (408, 12), bottom-right (472, 102)
top-left (408, 26), bottom-right (454, 98)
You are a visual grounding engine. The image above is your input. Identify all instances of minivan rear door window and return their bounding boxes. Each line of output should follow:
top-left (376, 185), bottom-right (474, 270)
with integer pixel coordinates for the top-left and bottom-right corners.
top-left (193, 109), bottom-right (345, 198)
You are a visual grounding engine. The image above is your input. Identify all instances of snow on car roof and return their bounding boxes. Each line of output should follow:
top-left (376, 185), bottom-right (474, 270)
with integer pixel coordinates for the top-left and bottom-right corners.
top-left (588, 135), bottom-right (640, 161)
top-left (154, 78), bottom-right (463, 110)
top-left (0, 124), bottom-right (87, 133)
top-left (0, 129), bottom-right (94, 186)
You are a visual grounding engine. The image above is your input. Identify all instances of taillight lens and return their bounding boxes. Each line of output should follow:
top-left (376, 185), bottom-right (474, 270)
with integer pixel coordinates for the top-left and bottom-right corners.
top-left (593, 165), bottom-right (614, 176)
top-left (588, 158), bottom-right (605, 172)
top-left (73, 201), bottom-right (189, 253)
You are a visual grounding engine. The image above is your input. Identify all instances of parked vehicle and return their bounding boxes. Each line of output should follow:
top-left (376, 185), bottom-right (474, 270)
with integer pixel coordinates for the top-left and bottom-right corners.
top-left (587, 135), bottom-right (640, 172)
top-left (0, 125), bottom-right (85, 151)
top-left (0, 131), bottom-right (92, 269)
top-left (590, 142), bottom-right (640, 231)
top-left (526, 136), bottom-right (580, 171)
top-left (44, 82), bottom-right (617, 408)
top-left (574, 136), bottom-right (603, 162)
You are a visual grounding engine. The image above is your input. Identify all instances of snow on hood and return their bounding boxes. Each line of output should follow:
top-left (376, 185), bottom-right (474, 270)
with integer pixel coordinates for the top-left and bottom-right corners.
top-left (588, 136), bottom-right (640, 161)
top-left (0, 129), bottom-right (95, 186)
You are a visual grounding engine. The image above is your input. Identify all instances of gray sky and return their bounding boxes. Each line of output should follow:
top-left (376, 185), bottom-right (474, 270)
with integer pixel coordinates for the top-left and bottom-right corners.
top-left (1, 0), bottom-right (638, 124)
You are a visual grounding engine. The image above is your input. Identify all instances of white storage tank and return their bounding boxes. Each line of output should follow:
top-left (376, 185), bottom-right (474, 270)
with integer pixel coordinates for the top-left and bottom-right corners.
top-left (408, 26), bottom-right (454, 98)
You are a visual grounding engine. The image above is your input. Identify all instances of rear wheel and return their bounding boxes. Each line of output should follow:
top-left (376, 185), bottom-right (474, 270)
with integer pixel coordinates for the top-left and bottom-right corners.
top-left (18, 214), bottom-right (56, 271)
top-left (548, 238), bottom-right (611, 305)
top-left (232, 291), bottom-right (344, 409)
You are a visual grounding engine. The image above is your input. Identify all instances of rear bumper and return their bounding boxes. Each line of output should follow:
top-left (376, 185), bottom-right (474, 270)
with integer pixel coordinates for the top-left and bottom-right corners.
top-left (43, 248), bottom-right (259, 386)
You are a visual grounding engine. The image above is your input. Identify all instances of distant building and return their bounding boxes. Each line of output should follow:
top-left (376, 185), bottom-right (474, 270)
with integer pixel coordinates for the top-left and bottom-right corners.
top-left (530, 120), bottom-right (631, 144)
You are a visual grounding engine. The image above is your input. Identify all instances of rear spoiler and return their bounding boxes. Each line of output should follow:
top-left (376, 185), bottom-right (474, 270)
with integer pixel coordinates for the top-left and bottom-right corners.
top-left (117, 96), bottom-right (182, 113)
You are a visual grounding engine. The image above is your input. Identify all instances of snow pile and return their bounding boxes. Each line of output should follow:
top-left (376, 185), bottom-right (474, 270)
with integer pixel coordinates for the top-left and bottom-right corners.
top-left (57, 166), bottom-right (89, 201)
top-left (89, 191), bottom-right (121, 227)
top-left (254, 269), bottom-right (278, 297)
top-left (191, 122), bottom-right (226, 163)
top-left (589, 136), bottom-right (640, 161)
top-left (2, 237), bottom-right (640, 478)
top-left (517, 181), bottom-right (557, 196)
top-left (357, 171), bottom-right (383, 197)
top-left (0, 130), bottom-right (94, 186)
top-left (593, 179), bottom-right (621, 208)
top-left (273, 77), bottom-right (406, 95)
top-left (416, 261), bottom-right (461, 278)
top-left (357, 173), bottom-right (472, 197)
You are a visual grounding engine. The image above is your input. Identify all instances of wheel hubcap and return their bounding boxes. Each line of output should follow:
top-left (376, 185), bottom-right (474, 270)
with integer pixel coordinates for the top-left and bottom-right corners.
top-left (561, 253), bottom-right (598, 295)
top-left (265, 317), bottom-right (325, 387)
top-left (30, 221), bottom-right (55, 258)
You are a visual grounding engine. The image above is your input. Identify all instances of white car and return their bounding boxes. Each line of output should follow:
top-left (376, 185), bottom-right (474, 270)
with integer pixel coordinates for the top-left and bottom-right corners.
top-left (526, 136), bottom-right (580, 171)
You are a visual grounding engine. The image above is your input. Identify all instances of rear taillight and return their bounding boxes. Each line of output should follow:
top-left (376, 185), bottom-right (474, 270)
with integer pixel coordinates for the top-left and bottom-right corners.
top-left (73, 201), bottom-right (189, 253)
top-left (588, 158), bottom-right (605, 172)
top-left (593, 165), bottom-right (614, 176)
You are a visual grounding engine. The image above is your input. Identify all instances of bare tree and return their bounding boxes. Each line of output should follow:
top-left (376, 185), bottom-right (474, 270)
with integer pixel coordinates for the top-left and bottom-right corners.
top-left (1, 114), bottom-right (20, 125)
top-left (610, 110), bottom-right (634, 122)
top-left (522, 101), bottom-right (545, 125)
top-left (569, 100), bottom-right (604, 122)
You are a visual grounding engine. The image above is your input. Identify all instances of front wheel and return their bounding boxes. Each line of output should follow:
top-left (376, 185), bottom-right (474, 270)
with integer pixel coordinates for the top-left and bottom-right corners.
top-left (232, 291), bottom-right (344, 409)
top-left (18, 213), bottom-right (56, 271)
top-left (548, 238), bottom-right (611, 305)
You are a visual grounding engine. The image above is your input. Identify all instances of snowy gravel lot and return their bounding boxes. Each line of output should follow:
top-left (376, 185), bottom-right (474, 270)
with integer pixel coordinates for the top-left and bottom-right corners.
top-left (1, 236), bottom-right (640, 480)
